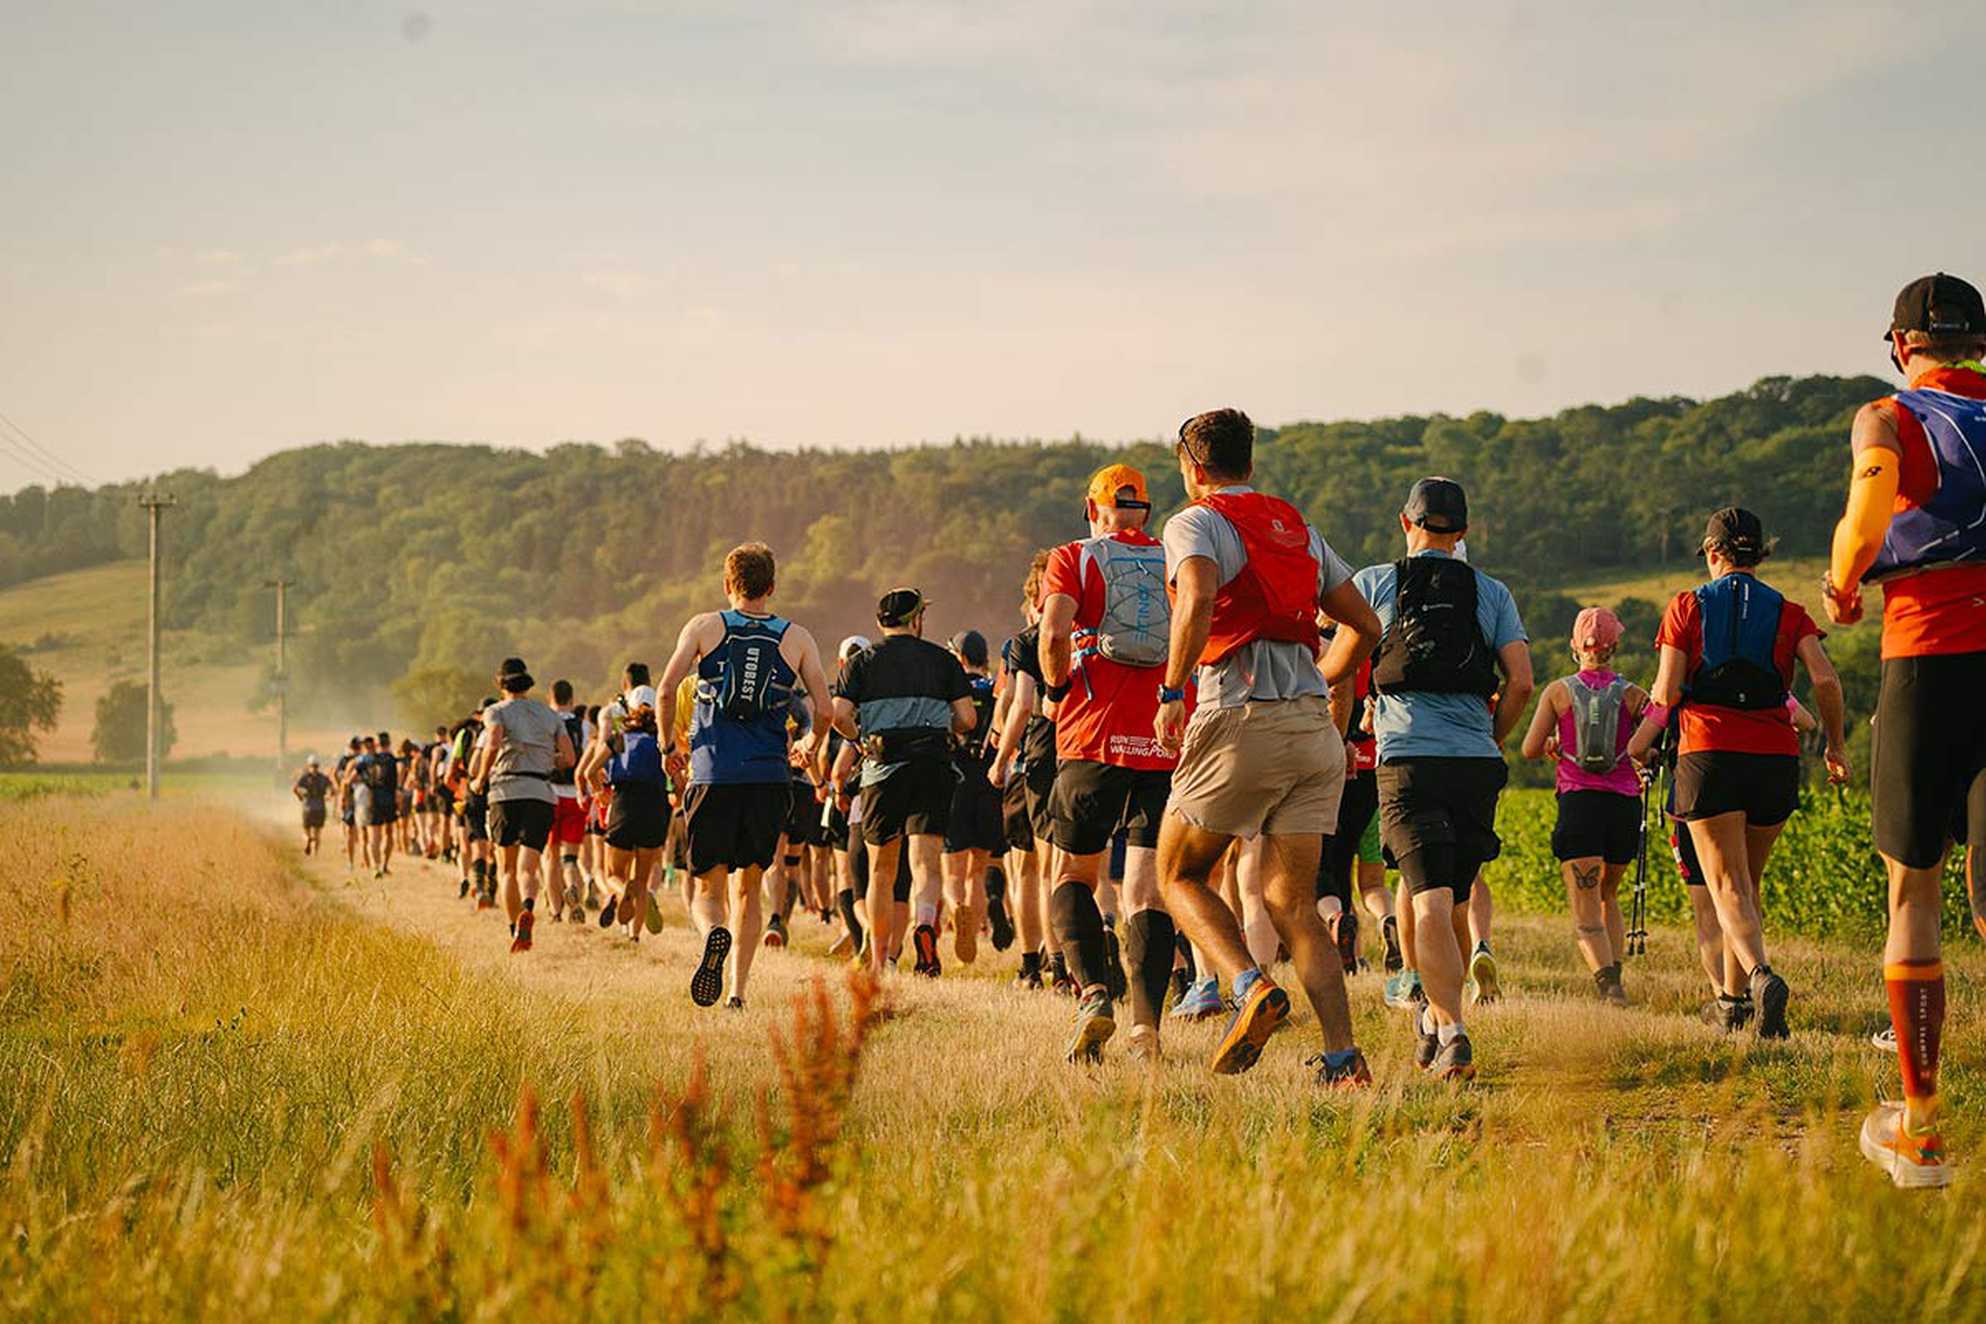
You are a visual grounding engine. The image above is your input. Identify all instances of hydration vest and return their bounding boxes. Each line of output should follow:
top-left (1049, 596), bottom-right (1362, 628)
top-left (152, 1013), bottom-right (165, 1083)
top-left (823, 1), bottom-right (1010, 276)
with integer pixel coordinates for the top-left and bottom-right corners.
top-left (1371, 557), bottom-right (1499, 697)
top-left (1075, 533), bottom-right (1170, 668)
top-left (551, 711), bottom-right (585, 786)
top-left (1867, 386), bottom-right (1986, 581)
top-left (1187, 491), bottom-right (1323, 667)
top-left (1562, 672), bottom-right (1627, 774)
top-left (1686, 574), bottom-right (1786, 711)
top-left (956, 673), bottom-right (997, 764)
top-left (690, 612), bottom-right (798, 784)
top-left (607, 726), bottom-right (665, 787)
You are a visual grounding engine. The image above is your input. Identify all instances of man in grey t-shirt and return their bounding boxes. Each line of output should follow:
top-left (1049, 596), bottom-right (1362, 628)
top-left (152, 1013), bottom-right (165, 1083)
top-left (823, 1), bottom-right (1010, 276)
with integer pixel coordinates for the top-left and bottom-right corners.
top-left (468, 657), bottom-right (575, 954)
top-left (1154, 408), bottom-right (1382, 1087)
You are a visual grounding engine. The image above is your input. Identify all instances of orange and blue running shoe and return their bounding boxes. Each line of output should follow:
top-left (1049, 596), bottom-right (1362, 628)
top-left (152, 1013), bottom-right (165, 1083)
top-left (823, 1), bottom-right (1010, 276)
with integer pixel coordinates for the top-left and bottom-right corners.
top-left (1210, 971), bottom-right (1289, 1075)
top-left (1860, 1102), bottom-right (1951, 1189)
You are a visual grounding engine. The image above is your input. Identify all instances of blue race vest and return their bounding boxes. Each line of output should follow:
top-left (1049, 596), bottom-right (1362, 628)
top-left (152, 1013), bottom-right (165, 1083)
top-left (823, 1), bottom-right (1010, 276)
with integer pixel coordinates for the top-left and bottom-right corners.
top-left (1687, 575), bottom-right (1786, 712)
top-left (607, 726), bottom-right (665, 787)
top-left (690, 611), bottom-right (797, 784)
top-left (1868, 387), bottom-right (1986, 580)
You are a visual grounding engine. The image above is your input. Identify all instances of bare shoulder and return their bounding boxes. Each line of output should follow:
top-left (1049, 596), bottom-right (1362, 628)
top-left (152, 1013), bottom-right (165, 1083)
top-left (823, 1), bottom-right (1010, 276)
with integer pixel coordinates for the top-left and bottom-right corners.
top-left (781, 620), bottom-right (821, 661)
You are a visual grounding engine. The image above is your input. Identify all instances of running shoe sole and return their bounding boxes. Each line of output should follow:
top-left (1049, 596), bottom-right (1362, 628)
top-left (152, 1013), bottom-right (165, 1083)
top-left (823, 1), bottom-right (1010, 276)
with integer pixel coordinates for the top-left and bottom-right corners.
top-left (1210, 984), bottom-right (1290, 1075)
top-left (1756, 973), bottom-right (1790, 1040)
top-left (597, 898), bottom-right (617, 929)
top-left (644, 895), bottom-right (663, 935)
top-left (1067, 1007), bottom-right (1116, 1064)
top-left (691, 927), bottom-right (732, 1007)
top-left (913, 925), bottom-right (941, 977)
top-left (1468, 950), bottom-right (1500, 1005)
top-left (1336, 911), bottom-right (1360, 976)
top-left (510, 912), bottom-right (534, 954)
top-left (988, 899), bottom-right (1015, 952)
top-left (1859, 1104), bottom-right (1951, 1189)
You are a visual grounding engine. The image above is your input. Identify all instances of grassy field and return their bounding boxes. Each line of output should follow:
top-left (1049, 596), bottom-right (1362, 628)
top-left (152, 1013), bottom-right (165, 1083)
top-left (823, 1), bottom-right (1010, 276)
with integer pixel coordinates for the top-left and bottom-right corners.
top-left (0, 560), bottom-right (351, 764)
top-left (3, 792), bottom-right (1982, 1321)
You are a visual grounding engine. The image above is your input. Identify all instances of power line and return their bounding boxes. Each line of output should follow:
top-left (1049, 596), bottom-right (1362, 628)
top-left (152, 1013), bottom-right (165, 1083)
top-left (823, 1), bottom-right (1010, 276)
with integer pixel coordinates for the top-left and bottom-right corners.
top-left (0, 407), bottom-right (95, 488)
top-left (0, 428), bottom-right (77, 490)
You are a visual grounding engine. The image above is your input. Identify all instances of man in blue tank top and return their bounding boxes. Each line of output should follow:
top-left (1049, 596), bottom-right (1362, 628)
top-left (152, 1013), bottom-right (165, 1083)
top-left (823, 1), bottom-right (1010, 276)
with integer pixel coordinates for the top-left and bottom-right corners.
top-left (658, 542), bottom-right (832, 1011)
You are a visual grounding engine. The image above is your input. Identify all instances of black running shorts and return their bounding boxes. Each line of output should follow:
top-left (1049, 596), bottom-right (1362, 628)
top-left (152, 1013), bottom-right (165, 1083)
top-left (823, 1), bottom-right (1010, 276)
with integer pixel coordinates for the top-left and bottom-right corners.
top-left (302, 802), bottom-right (327, 830)
top-left (1377, 756), bottom-right (1508, 899)
top-left (605, 780), bottom-right (670, 852)
top-left (488, 797), bottom-right (555, 851)
top-left (1001, 771), bottom-right (1033, 851)
top-left (1551, 789), bottom-right (1641, 865)
top-left (1872, 651), bottom-right (1986, 869)
top-left (945, 764), bottom-right (1007, 854)
top-left (783, 780), bottom-right (826, 848)
top-left (463, 791), bottom-right (490, 843)
top-left (860, 758), bottom-right (954, 846)
top-left (1672, 751), bottom-right (1799, 827)
top-left (1048, 759), bottom-right (1171, 856)
top-left (684, 781), bottom-right (789, 874)
top-left (1317, 768), bottom-right (1379, 906)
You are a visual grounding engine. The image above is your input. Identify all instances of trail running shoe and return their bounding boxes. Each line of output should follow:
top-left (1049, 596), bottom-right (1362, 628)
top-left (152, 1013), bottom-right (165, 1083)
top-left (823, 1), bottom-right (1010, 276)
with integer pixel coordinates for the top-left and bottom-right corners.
top-left (912, 924), bottom-right (942, 977)
top-left (764, 913), bottom-right (787, 948)
top-left (1308, 1048), bottom-right (1373, 1090)
top-left (1429, 1033), bottom-right (1476, 1082)
top-left (1172, 977), bottom-right (1224, 1021)
top-left (1859, 1102), bottom-right (1950, 1189)
top-left (1700, 996), bottom-right (1751, 1033)
top-left (458, 877), bottom-right (470, 899)
top-left (1600, 979), bottom-right (1628, 1007)
top-left (477, 887), bottom-right (496, 912)
top-left (1102, 928), bottom-right (1128, 1002)
top-left (644, 893), bottom-right (663, 935)
top-left (1754, 970), bottom-right (1790, 1040)
top-left (1383, 970), bottom-right (1423, 1011)
top-left (691, 927), bottom-right (732, 1007)
top-left (1015, 966), bottom-right (1044, 991)
top-left (510, 910), bottom-right (534, 954)
top-left (1167, 967), bottom-right (1189, 1010)
top-left (1335, 910), bottom-right (1360, 977)
top-left (1050, 965), bottom-right (1077, 997)
top-left (1872, 1025), bottom-right (1900, 1053)
top-left (1124, 1024), bottom-right (1160, 1063)
top-left (598, 896), bottom-right (617, 929)
top-left (724, 996), bottom-right (746, 1012)
top-left (1210, 976), bottom-right (1289, 1076)
top-left (1467, 944), bottom-right (1500, 1005)
top-left (1415, 1013), bottom-right (1440, 1070)
top-left (1067, 990), bottom-right (1116, 1065)
top-left (988, 894), bottom-right (1015, 952)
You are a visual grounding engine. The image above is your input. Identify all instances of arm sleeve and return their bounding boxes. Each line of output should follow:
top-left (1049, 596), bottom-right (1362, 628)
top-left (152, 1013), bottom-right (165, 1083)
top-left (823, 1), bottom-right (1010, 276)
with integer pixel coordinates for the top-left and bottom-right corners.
top-left (1830, 445), bottom-right (1900, 592)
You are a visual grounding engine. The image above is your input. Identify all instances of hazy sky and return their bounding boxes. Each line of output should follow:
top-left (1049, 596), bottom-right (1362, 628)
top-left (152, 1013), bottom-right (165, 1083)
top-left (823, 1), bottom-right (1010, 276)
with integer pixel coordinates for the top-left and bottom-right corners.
top-left (4, 0), bottom-right (1981, 491)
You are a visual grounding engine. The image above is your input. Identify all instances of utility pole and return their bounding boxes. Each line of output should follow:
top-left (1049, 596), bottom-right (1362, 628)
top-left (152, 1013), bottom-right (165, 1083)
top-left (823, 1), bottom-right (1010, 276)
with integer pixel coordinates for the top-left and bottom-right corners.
top-left (139, 493), bottom-right (176, 801)
top-left (265, 578), bottom-right (291, 778)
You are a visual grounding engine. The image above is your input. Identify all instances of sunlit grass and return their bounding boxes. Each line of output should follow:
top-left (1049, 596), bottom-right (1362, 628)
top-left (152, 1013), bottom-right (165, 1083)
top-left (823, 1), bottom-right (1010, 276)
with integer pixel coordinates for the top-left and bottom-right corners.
top-left (2, 795), bottom-right (1982, 1320)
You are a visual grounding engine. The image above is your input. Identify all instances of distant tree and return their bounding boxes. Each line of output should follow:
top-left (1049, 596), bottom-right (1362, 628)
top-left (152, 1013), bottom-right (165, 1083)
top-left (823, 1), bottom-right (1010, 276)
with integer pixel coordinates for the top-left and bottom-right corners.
top-left (0, 643), bottom-right (62, 765)
top-left (391, 665), bottom-right (487, 730)
top-left (92, 679), bottom-right (175, 764)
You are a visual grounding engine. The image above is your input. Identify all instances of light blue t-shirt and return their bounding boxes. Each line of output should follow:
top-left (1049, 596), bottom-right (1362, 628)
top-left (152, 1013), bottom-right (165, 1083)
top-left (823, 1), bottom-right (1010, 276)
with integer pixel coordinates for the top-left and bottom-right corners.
top-left (1352, 550), bottom-right (1527, 761)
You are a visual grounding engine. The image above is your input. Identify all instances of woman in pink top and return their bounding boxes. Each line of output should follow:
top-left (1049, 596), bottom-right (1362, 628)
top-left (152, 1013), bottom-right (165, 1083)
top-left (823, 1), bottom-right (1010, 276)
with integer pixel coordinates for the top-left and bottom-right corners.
top-left (1521, 607), bottom-right (1649, 1004)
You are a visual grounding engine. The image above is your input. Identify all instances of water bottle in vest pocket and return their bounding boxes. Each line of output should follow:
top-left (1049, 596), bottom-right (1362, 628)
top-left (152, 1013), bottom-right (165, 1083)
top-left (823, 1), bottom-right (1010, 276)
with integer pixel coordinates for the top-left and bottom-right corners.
top-left (1082, 535), bottom-right (1170, 667)
top-left (1565, 674), bottom-right (1625, 774)
top-left (1688, 576), bottom-right (1786, 711)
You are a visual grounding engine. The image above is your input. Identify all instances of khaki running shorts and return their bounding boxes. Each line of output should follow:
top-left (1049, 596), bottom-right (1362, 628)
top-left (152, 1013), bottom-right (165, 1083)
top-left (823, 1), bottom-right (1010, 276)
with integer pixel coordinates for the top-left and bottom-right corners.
top-left (1166, 694), bottom-right (1345, 839)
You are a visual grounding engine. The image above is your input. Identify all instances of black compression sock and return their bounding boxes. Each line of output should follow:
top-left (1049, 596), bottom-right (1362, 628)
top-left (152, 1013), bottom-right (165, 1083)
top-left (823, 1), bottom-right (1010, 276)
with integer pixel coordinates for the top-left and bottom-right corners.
top-left (1019, 949), bottom-right (1042, 977)
top-left (1176, 930), bottom-right (1196, 983)
top-left (1049, 881), bottom-right (1108, 993)
top-left (837, 888), bottom-right (864, 949)
top-left (1049, 950), bottom-right (1068, 983)
top-left (1123, 909), bottom-right (1177, 1027)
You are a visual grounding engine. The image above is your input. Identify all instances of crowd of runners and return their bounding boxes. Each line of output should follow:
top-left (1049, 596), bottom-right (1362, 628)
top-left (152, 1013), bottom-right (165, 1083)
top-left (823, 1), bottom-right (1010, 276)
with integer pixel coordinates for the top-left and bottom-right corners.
top-left (291, 273), bottom-right (1986, 1191)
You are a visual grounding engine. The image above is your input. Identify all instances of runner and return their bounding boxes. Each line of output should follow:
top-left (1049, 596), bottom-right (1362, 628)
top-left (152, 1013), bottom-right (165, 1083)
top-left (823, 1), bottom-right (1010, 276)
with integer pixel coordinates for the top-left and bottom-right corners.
top-left (1353, 476), bottom-right (1533, 1081)
top-left (428, 726), bottom-right (456, 865)
top-left (452, 706), bottom-right (494, 905)
top-left (579, 704), bottom-right (605, 909)
top-left (1519, 607), bottom-right (1649, 1004)
top-left (293, 755), bottom-right (331, 855)
top-left (1822, 272), bottom-right (1986, 1188)
top-left (1038, 464), bottom-right (1181, 1061)
top-left (658, 543), bottom-right (832, 1008)
top-left (574, 682), bottom-right (669, 947)
top-left (988, 552), bottom-right (1062, 990)
top-left (1625, 507), bottom-right (1848, 1040)
top-left (1154, 408), bottom-right (1383, 1085)
top-left (334, 736), bottom-right (363, 871)
top-left (547, 678), bottom-right (589, 922)
top-left (942, 629), bottom-right (1006, 967)
top-left (467, 658), bottom-right (577, 954)
top-left (830, 587), bottom-right (976, 981)
top-left (358, 730), bottom-right (399, 878)
top-left (1318, 637), bottom-right (1401, 977)
top-left (819, 636), bottom-right (872, 961)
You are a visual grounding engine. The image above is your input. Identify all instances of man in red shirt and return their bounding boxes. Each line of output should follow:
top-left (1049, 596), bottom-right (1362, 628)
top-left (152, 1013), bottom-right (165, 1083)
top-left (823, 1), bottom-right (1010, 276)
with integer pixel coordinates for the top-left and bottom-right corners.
top-left (1825, 272), bottom-right (1986, 1188)
top-left (1039, 463), bottom-right (1179, 1064)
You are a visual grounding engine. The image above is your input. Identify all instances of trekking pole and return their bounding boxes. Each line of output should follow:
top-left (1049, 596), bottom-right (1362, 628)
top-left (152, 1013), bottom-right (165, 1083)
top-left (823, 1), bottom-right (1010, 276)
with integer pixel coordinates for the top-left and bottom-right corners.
top-left (1628, 771), bottom-right (1652, 957)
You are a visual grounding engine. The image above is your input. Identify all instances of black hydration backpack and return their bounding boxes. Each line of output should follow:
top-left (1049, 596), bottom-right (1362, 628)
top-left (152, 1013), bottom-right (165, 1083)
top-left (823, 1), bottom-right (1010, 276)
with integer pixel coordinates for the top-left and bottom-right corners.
top-left (1370, 557), bottom-right (1500, 697)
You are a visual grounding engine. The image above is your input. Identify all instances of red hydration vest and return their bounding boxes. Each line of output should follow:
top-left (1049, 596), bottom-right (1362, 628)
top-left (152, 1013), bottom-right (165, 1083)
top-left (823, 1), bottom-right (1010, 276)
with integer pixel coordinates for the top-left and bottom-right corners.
top-left (1184, 491), bottom-right (1322, 667)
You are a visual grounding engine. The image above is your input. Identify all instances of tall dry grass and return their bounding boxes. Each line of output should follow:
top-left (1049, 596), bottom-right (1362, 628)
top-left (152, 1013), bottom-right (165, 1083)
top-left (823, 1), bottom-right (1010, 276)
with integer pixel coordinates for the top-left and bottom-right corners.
top-left (3, 795), bottom-right (1984, 1320)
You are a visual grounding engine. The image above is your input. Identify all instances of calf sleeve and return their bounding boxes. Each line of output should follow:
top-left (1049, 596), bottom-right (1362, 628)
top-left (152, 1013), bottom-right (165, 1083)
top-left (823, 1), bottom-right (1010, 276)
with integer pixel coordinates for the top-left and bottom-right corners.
top-left (1123, 908), bottom-right (1177, 1026)
top-left (1050, 881), bottom-right (1108, 994)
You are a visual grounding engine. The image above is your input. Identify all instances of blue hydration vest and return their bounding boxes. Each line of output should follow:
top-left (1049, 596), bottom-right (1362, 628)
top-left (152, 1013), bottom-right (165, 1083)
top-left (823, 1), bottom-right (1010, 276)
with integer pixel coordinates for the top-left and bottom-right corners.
top-left (1687, 574), bottom-right (1786, 712)
top-left (690, 611), bottom-right (797, 785)
top-left (1867, 387), bottom-right (1986, 580)
top-left (608, 726), bottom-right (665, 787)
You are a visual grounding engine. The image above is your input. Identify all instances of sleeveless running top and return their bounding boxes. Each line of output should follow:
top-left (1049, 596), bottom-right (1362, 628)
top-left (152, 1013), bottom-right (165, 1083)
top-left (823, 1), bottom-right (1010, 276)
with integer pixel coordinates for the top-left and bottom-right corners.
top-left (1555, 669), bottom-right (1638, 796)
top-left (689, 610), bottom-right (797, 785)
top-left (1867, 385), bottom-right (1986, 581)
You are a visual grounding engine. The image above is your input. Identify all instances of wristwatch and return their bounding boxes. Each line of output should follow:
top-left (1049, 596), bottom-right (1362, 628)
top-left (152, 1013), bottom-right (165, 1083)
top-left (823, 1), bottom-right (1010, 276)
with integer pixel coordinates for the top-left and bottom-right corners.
top-left (1158, 685), bottom-right (1186, 704)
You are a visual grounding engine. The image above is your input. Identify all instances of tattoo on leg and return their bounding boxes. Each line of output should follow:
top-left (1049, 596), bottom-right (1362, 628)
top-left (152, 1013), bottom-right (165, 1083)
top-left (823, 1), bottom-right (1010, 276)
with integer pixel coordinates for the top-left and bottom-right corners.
top-left (1573, 863), bottom-right (1602, 891)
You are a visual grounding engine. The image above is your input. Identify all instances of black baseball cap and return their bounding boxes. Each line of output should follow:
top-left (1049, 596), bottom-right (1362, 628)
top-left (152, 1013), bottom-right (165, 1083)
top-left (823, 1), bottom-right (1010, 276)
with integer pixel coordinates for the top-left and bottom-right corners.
top-left (1403, 476), bottom-right (1468, 533)
top-left (1703, 506), bottom-right (1766, 558)
top-left (877, 587), bottom-right (928, 627)
top-left (1886, 273), bottom-right (1986, 340)
top-left (949, 629), bottom-right (988, 668)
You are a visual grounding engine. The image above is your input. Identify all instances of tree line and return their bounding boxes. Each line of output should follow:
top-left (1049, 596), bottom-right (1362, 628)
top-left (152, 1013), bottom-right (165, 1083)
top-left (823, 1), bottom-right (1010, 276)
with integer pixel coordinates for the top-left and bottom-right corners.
top-left (0, 373), bottom-right (1883, 741)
